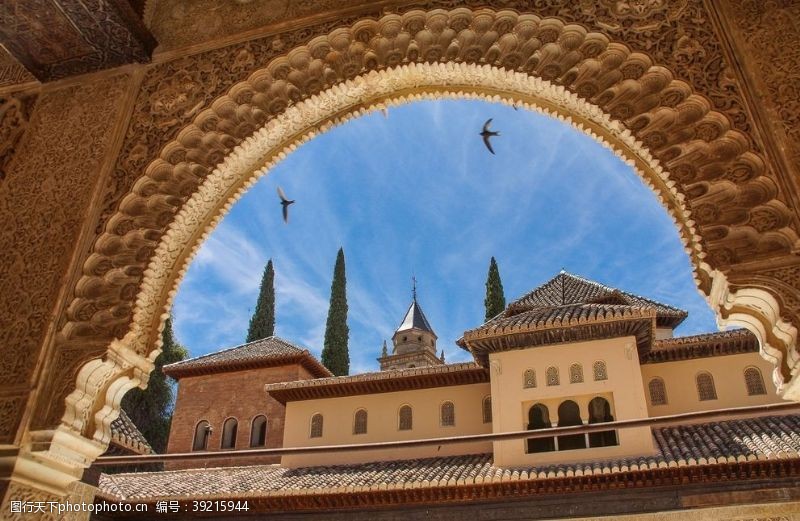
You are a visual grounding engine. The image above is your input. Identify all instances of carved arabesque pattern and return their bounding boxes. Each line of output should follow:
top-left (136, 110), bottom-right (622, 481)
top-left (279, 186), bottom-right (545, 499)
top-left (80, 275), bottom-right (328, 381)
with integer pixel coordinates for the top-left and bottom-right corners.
top-left (723, 0), bottom-right (800, 175)
top-left (49, 9), bottom-right (799, 435)
top-left (0, 73), bottom-right (133, 442)
top-left (0, 91), bottom-right (37, 180)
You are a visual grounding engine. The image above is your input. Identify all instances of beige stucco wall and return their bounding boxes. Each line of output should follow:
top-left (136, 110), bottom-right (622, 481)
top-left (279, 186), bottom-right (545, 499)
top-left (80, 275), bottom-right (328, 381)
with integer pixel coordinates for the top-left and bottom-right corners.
top-left (280, 382), bottom-right (492, 467)
top-left (489, 336), bottom-right (656, 467)
top-left (641, 351), bottom-right (786, 416)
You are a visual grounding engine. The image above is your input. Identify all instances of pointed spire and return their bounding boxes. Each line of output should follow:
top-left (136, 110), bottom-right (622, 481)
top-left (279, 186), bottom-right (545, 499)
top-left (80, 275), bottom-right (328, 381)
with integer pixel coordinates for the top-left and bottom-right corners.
top-left (440, 350), bottom-right (445, 363)
top-left (395, 298), bottom-right (436, 336)
top-left (381, 340), bottom-right (388, 357)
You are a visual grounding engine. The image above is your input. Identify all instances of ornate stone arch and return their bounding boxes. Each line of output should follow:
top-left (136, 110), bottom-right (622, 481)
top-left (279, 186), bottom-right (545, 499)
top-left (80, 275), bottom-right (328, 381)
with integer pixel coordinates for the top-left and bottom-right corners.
top-left (26, 7), bottom-right (798, 484)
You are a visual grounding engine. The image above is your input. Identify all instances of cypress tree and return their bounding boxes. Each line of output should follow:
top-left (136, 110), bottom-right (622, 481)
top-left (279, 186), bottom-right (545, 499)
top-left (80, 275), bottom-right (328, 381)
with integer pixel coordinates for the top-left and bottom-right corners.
top-left (321, 248), bottom-right (349, 376)
top-left (121, 316), bottom-right (188, 453)
top-left (247, 259), bottom-right (276, 342)
top-left (484, 256), bottom-right (506, 321)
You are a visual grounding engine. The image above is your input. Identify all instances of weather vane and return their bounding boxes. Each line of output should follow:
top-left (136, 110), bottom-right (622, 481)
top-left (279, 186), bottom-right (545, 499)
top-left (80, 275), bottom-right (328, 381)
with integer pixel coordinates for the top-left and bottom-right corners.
top-left (412, 274), bottom-right (417, 301)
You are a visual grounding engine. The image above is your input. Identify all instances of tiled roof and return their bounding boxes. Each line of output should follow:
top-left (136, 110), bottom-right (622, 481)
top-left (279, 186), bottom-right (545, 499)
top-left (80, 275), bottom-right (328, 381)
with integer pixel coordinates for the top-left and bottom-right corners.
top-left (162, 336), bottom-right (332, 379)
top-left (460, 303), bottom-right (655, 365)
top-left (265, 362), bottom-right (488, 403)
top-left (395, 298), bottom-right (436, 337)
top-left (99, 414), bottom-right (800, 501)
top-left (110, 410), bottom-right (153, 455)
top-left (645, 329), bottom-right (759, 363)
top-left (507, 272), bottom-right (687, 327)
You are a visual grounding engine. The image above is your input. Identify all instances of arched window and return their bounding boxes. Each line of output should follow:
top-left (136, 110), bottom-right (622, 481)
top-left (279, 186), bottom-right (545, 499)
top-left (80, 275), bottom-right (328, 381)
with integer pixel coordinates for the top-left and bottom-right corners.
top-left (482, 396), bottom-right (492, 424)
top-left (250, 415), bottom-right (267, 447)
top-left (569, 363), bottom-right (584, 384)
top-left (523, 369), bottom-right (536, 388)
top-left (399, 405), bottom-right (413, 430)
top-left (696, 372), bottom-right (717, 401)
top-left (593, 361), bottom-right (608, 381)
top-left (310, 413), bottom-right (323, 438)
top-left (546, 366), bottom-right (560, 386)
top-left (526, 404), bottom-right (555, 453)
top-left (441, 401), bottom-right (455, 427)
top-left (744, 367), bottom-right (766, 396)
top-left (648, 377), bottom-right (668, 406)
top-left (353, 409), bottom-right (368, 435)
top-left (588, 397), bottom-right (617, 447)
top-left (221, 418), bottom-right (238, 449)
top-left (192, 420), bottom-right (211, 451)
top-left (557, 400), bottom-right (586, 451)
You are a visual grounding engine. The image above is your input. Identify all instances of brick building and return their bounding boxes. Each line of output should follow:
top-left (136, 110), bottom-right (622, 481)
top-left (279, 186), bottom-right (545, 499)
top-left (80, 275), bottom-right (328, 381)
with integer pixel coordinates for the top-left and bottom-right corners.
top-left (162, 337), bottom-right (331, 469)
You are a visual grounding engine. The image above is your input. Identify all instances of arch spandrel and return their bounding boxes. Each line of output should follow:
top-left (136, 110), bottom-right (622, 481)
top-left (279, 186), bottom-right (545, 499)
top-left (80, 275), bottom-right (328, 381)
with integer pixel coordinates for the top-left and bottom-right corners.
top-left (26, 8), bottom-right (798, 467)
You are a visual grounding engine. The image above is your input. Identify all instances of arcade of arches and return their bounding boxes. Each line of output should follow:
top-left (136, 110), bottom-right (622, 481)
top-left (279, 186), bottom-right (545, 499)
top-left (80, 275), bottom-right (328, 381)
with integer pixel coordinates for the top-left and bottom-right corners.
top-left (1, 0), bottom-right (799, 514)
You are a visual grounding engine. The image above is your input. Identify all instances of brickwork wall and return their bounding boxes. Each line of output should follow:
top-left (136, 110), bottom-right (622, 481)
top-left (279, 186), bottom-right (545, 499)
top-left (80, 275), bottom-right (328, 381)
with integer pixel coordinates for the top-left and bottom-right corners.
top-left (166, 364), bottom-right (314, 470)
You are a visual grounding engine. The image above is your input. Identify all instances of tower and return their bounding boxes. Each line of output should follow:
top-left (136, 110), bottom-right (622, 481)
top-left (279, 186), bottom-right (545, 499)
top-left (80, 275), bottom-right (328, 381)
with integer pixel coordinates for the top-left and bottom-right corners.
top-left (378, 281), bottom-right (442, 371)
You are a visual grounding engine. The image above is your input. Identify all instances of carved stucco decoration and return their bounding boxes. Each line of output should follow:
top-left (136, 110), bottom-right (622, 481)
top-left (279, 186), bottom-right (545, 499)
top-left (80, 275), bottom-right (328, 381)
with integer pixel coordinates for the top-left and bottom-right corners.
top-left (0, 73), bottom-right (132, 444)
top-left (0, 90), bottom-right (37, 180)
top-left (144, 0), bottom-right (759, 149)
top-left (29, 11), bottom-right (796, 470)
top-left (0, 0), bottom-right (155, 82)
top-left (722, 0), bottom-right (800, 190)
top-left (145, 0), bottom-right (367, 51)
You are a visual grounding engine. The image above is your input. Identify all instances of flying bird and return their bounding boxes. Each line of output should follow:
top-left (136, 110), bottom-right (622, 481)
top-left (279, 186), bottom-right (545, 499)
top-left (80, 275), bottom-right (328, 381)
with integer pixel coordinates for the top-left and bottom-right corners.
top-left (480, 118), bottom-right (500, 155)
top-left (277, 186), bottom-right (295, 223)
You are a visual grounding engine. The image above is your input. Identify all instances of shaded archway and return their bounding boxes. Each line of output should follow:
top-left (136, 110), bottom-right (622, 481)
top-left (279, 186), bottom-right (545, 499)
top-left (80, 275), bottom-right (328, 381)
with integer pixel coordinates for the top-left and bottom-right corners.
top-left (556, 400), bottom-right (586, 451)
top-left (14, 7), bottom-right (798, 497)
top-left (587, 397), bottom-right (617, 448)
top-left (526, 403), bottom-right (555, 453)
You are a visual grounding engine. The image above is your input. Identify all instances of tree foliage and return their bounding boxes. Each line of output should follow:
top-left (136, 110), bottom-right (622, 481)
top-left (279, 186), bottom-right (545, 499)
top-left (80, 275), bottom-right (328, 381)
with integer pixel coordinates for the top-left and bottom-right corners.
top-left (247, 259), bottom-right (276, 342)
top-left (121, 317), bottom-right (187, 453)
top-left (484, 256), bottom-right (506, 321)
top-left (321, 248), bottom-right (350, 376)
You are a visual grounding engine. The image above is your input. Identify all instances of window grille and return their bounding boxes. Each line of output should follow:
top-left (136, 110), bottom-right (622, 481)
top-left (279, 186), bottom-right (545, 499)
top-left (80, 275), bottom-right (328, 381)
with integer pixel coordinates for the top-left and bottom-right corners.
top-left (482, 396), bottom-right (492, 423)
top-left (353, 409), bottom-right (368, 435)
top-left (569, 363), bottom-right (584, 383)
top-left (696, 372), bottom-right (717, 401)
top-left (310, 414), bottom-right (323, 438)
top-left (399, 405), bottom-right (413, 430)
top-left (523, 369), bottom-right (536, 388)
top-left (546, 366), bottom-right (560, 386)
top-left (593, 361), bottom-right (608, 381)
top-left (648, 378), bottom-right (667, 406)
top-left (744, 367), bottom-right (766, 396)
top-left (441, 401), bottom-right (455, 426)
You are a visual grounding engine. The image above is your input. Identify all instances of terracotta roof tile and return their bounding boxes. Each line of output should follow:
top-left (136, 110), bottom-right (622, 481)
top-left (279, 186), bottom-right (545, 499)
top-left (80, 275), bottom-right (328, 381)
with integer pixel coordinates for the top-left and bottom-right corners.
top-left (110, 410), bottom-right (153, 455)
top-left (162, 336), bottom-right (332, 378)
top-left (506, 272), bottom-right (687, 327)
top-left (99, 414), bottom-right (800, 501)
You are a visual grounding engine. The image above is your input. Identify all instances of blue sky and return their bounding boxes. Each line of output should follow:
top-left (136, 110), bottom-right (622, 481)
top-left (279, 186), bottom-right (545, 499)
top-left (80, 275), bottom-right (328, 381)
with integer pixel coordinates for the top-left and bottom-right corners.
top-left (172, 99), bottom-right (718, 373)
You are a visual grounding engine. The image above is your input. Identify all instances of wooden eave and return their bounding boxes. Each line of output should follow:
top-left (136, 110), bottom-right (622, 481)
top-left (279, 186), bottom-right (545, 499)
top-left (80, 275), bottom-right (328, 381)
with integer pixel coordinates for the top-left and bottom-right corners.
top-left (266, 366), bottom-right (490, 403)
top-left (644, 330), bottom-right (760, 363)
top-left (461, 316), bottom-right (655, 367)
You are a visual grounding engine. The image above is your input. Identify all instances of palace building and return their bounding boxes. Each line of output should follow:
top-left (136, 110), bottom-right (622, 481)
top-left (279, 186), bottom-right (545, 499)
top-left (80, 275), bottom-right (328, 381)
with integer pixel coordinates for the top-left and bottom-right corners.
top-left (94, 272), bottom-right (800, 519)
